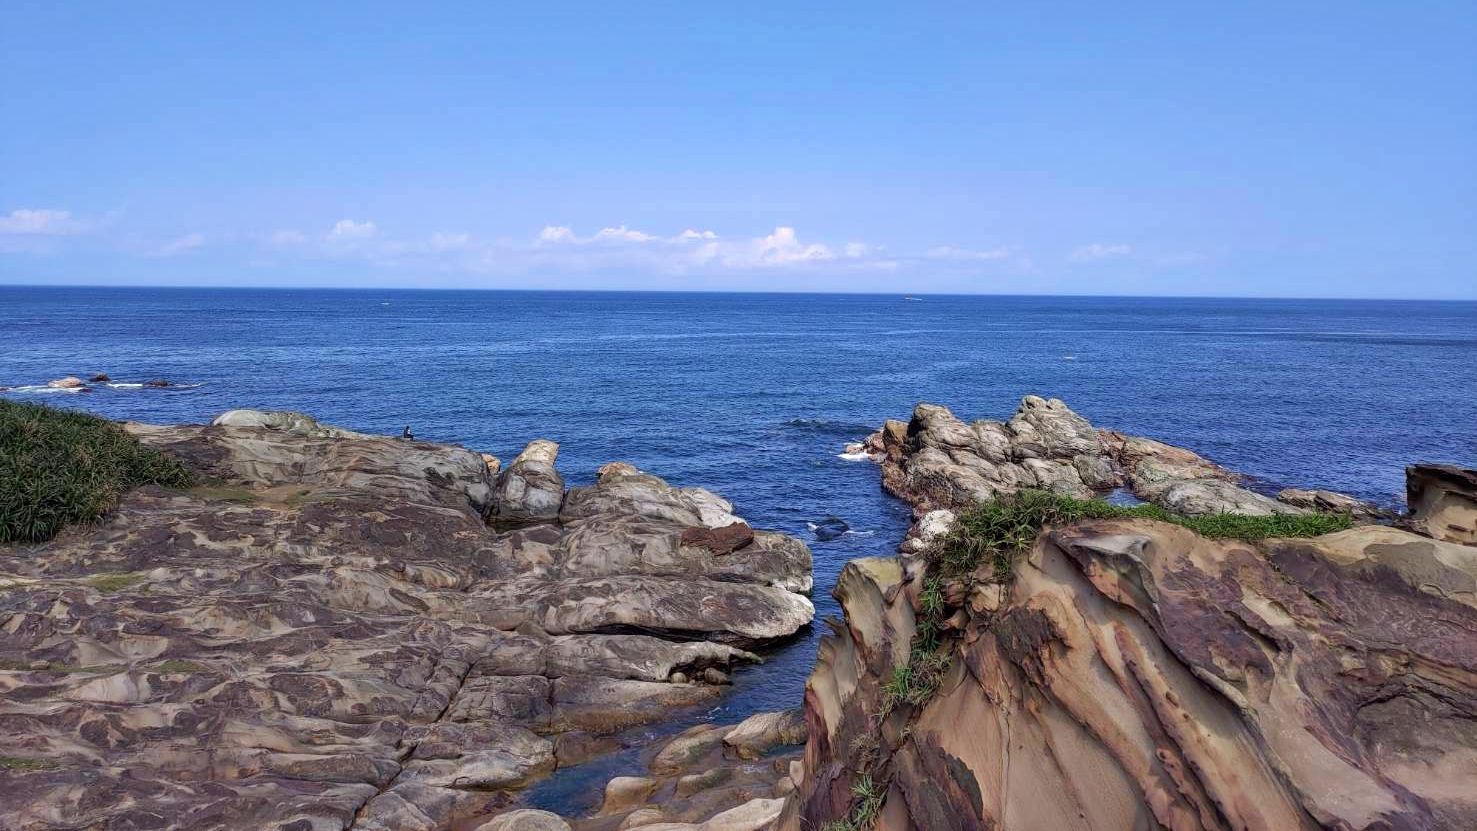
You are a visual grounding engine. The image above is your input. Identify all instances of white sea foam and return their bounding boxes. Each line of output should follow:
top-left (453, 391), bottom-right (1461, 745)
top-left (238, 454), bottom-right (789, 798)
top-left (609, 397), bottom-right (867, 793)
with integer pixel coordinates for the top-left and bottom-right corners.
top-left (837, 451), bottom-right (871, 462)
top-left (3, 385), bottom-right (85, 394)
top-left (106, 382), bottom-right (144, 389)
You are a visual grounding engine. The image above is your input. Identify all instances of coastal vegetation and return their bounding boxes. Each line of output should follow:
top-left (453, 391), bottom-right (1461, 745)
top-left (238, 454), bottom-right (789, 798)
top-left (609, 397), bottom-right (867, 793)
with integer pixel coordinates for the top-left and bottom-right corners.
top-left (880, 490), bottom-right (1355, 711)
top-left (0, 400), bottom-right (193, 544)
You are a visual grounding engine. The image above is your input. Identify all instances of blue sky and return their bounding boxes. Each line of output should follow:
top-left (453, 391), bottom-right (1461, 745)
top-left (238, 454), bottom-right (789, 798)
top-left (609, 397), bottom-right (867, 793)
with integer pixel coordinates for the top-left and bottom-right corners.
top-left (2, 2), bottom-right (1473, 297)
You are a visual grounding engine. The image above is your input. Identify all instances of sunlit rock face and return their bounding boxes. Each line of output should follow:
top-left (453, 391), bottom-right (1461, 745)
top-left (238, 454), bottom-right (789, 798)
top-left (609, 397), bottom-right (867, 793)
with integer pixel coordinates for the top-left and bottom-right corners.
top-left (785, 465), bottom-right (1477, 830)
top-left (0, 411), bottom-right (813, 831)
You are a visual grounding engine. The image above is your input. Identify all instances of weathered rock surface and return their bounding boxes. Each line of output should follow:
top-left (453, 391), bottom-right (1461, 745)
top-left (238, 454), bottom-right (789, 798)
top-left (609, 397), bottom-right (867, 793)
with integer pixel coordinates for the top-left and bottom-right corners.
top-left (1408, 463), bottom-right (1477, 545)
top-left (547, 710), bottom-right (804, 831)
top-left (870, 396), bottom-right (1310, 517)
top-left (0, 411), bottom-right (812, 830)
top-left (786, 515), bottom-right (1477, 830)
top-left (1277, 486), bottom-right (1387, 518)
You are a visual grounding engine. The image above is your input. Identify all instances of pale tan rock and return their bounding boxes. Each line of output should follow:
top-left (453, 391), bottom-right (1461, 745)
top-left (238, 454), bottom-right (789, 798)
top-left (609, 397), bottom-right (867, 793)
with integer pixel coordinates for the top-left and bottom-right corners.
top-left (476, 809), bottom-right (573, 831)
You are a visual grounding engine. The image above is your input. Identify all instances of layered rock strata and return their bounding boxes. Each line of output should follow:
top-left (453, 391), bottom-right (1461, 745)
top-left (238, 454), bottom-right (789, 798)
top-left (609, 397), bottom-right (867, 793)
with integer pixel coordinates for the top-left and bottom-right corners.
top-left (0, 411), bottom-right (813, 831)
top-left (791, 400), bottom-right (1477, 830)
top-left (861, 396), bottom-right (1381, 518)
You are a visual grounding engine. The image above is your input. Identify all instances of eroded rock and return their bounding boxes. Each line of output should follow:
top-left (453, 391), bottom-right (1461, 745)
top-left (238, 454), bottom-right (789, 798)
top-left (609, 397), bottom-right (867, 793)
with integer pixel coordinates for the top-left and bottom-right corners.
top-left (0, 411), bottom-right (813, 831)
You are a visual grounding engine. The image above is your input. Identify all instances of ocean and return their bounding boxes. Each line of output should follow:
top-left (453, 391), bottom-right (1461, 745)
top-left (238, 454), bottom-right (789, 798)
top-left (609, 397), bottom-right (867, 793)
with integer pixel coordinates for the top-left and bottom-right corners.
top-left (4, 286), bottom-right (1476, 808)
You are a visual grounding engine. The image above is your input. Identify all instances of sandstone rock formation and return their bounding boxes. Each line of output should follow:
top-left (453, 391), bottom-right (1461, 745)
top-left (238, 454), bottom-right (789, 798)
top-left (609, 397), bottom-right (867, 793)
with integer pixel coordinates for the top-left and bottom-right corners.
top-left (788, 425), bottom-right (1477, 829)
top-left (1407, 463), bottom-right (1477, 545)
top-left (0, 411), bottom-right (813, 831)
top-left (868, 396), bottom-right (1322, 517)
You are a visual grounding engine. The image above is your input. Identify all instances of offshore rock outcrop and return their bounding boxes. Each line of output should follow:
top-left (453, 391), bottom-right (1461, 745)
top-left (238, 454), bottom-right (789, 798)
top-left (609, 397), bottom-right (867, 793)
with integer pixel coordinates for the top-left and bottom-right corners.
top-left (0, 411), bottom-right (812, 831)
top-left (790, 399), bottom-right (1477, 830)
top-left (862, 396), bottom-right (1383, 518)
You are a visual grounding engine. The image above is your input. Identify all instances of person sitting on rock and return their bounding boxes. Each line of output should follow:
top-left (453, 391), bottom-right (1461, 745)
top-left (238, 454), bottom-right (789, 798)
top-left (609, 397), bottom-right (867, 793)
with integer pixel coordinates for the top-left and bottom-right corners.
top-left (402, 425), bottom-right (414, 440)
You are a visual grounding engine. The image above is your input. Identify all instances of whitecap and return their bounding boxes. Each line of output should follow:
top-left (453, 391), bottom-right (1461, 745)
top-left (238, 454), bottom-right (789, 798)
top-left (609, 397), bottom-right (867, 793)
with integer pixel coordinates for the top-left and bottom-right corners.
top-left (1062, 355), bottom-right (1077, 360)
top-left (837, 451), bottom-right (872, 462)
top-left (3, 385), bottom-right (85, 394)
top-left (106, 383), bottom-right (144, 389)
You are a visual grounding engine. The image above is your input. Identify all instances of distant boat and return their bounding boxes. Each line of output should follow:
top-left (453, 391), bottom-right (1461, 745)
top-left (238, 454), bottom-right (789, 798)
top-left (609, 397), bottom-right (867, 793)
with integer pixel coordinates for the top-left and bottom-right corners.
top-left (903, 296), bottom-right (923, 301)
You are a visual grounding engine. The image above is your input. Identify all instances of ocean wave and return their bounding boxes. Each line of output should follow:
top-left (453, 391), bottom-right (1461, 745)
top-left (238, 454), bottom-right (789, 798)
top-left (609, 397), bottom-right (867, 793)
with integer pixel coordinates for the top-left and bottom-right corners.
top-left (837, 451), bottom-right (872, 461)
top-left (1, 385), bottom-right (87, 394)
top-left (106, 382), bottom-right (144, 389)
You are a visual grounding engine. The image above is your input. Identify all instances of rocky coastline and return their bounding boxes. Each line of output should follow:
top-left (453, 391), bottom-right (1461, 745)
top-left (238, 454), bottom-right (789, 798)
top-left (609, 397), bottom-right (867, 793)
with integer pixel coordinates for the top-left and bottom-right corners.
top-left (788, 397), bottom-right (1477, 831)
top-left (3, 397), bottom-right (1475, 830)
top-left (0, 409), bottom-right (812, 830)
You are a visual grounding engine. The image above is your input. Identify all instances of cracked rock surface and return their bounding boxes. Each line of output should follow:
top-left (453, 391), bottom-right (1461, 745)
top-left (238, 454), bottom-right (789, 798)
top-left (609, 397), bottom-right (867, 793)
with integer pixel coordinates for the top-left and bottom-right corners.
top-left (0, 412), bottom-right (812, 831)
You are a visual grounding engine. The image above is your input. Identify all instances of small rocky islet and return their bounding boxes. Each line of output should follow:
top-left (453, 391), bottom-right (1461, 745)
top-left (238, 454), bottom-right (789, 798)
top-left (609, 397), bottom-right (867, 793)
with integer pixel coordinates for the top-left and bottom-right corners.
top-left (1, 396), bottom-right (1474, 830)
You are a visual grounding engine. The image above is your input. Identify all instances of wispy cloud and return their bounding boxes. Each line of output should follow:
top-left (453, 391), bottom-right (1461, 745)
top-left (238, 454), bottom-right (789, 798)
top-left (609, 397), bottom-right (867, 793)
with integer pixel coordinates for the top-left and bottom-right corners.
top-left (0, 208), bottom-right (86, 235)
top-left (1069, 242), bottom-right (1133, 262)
top-left (328, 219), bottom-right (377, 240)
top-left (926, 245), bottom-right (1012, 261)
top-left (155, 233), bottom-right (205, 256)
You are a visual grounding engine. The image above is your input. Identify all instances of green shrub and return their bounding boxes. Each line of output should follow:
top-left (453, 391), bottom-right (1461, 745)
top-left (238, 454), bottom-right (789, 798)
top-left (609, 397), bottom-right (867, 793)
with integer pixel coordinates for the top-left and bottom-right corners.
top-left (0, 400), bottom-right (194, 543)
top-left (933, 489), bottom-right (1353, 581)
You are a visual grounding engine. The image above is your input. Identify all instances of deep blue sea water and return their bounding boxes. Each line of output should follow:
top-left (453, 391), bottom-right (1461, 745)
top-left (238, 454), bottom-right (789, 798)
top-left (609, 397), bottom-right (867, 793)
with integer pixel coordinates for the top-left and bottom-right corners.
top-left (4, 286), bottom-right (1476, 809)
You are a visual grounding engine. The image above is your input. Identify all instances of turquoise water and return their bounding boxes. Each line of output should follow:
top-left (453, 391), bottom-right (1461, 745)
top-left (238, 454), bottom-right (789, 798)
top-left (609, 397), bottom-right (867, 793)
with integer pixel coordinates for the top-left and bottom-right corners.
top-left (4, 287), bottom-right (1475, 810)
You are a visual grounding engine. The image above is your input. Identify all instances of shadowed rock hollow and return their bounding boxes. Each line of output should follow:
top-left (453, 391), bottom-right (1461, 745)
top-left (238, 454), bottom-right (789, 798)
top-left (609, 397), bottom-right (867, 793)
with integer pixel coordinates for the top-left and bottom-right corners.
top-left (0, 411), bottom-right (813, 831)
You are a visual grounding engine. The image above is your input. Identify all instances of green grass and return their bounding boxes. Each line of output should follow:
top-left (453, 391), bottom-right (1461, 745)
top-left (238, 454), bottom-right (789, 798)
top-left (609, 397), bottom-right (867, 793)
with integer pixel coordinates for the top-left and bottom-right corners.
top-left (152, 659), bottom-right (211, 674)
top-left (822, 773), bottom-right (886, 831)
top-left (0, 755), bottom-right (61, 771)
top-left (88, 572), bottom-right (147, 593)
top-left (0, 400), bottom-right (194, 544)
top-left (931, 489), bottom-right (1353, 581)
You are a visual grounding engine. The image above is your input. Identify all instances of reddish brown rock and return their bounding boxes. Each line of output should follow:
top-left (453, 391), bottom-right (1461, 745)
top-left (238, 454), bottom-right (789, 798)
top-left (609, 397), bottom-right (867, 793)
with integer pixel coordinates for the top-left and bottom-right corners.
top-left (680, 521), bottom-right (756, 555)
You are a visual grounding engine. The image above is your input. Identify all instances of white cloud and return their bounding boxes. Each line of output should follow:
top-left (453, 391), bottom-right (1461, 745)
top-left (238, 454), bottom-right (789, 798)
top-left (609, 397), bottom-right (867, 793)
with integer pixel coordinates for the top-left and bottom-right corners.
top-left (538, 225), bottom-right (576, 243)
top-left (926, 245), bottom-right (1012, 261)
top-left (328, 219), bottom-right (377, 239)
top-left (736, 226), bottom-right (834, 266)
top-left (0, 208), bottom-right (84, 235)
top-left (156, 233), bottom-right (205, 256)
top-left (429, 232), bottom-right (471, 251)
top-left (1069, 242), bottom-right (1132, 262)
top-left (592, 225), bottom-right (656, 243)
top-left (680, 229), bottom-right (717, 240)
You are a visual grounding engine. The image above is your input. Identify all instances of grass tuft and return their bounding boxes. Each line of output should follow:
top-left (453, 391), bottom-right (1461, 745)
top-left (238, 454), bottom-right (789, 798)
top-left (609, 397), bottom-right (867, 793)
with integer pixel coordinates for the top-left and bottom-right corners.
top-left (88, 572), bottom-right (147, 593)
top-left (932, 489), bottom-right (1353, 581)
top-left (0, 755), bottom-right (61, 771)
top-left (0, 400), bottom-right (194, 544)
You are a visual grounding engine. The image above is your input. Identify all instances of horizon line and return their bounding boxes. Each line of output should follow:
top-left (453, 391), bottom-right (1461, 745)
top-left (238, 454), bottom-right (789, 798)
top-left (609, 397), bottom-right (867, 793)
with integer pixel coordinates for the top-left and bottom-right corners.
top-left (3, 282), bottom-right (1476, 303)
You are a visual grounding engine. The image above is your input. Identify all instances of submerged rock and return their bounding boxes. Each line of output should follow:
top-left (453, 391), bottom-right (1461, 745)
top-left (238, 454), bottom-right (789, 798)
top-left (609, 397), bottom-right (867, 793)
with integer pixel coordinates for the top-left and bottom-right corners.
top-left (810, 515), bottom-right (850, 541)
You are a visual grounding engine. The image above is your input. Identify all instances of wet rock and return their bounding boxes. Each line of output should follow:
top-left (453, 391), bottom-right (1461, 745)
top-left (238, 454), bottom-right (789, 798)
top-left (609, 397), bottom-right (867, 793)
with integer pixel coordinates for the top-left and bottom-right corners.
top-left (88, 373), bottom-right (110, 382)
top-left (46, 376), bottom-right (84, 388)
top-left (476, 809), bottom-right (572, 831)
top-left (722, 709), bottom-right (807, 760)
top-left (600, 776), bottom-right (658, 815)
top-left (1408, 463), bottom-right (1477, 545)
top-left (701, 667), bottom-right (729, 685)
top-left (810, 515), bottom-right (849, 541)
top-left (142, 378), bottom-right (174, 387)
top-left (1277, 486), bottom-right (1385, 519)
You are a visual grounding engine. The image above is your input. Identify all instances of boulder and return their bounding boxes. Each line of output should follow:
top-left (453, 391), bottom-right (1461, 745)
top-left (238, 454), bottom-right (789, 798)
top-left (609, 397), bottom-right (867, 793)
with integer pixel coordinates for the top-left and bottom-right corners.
top-left (1408, 463), bottom-right (1477, 545)
top-left (46, 376), bottom-right (84, 388)
top-left (721, 709), bottom-right (807, 760)
top-left (492, 439), bottom-right (565, 525)
top-left (476, 810), bottom-right (572, 831)
top-left (1277, 486), bottom-right (1385, 519)
top-left (88, 373), bottom-right (110, 382)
